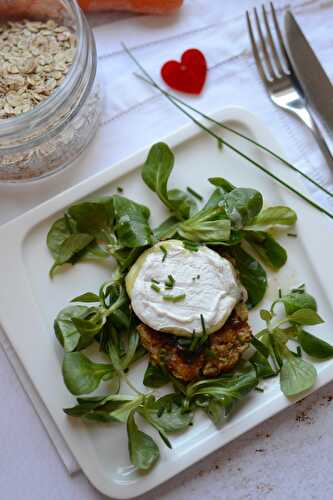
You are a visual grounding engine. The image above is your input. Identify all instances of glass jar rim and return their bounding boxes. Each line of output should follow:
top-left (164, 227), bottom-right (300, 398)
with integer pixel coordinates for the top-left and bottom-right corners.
top-left (0, 0), bottom-right (84, 137)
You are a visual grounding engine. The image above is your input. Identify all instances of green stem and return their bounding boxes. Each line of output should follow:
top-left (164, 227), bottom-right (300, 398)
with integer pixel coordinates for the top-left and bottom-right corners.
top-left (137, 75), bottom-right (333, 201)
top-left (121, 43), bottom-right (333, 221)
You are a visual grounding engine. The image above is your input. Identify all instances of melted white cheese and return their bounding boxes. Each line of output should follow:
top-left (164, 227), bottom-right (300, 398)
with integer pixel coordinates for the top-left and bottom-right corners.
top-left (126, 240), bottom-right (243, 337)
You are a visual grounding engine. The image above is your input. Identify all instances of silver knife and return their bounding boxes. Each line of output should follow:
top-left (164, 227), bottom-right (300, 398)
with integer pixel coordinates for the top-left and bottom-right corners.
top-left (285, 10), bottom-right (333, 134)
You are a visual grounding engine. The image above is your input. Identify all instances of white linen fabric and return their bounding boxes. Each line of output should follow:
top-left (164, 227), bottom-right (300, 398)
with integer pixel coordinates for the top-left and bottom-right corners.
top-left (1, 0), bottom-right (333, 497)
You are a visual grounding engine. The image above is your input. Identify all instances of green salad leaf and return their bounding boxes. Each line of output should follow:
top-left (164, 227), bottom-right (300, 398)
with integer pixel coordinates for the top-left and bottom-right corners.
top-left (143, 362), bottom-right (170, 388)
top-left (244, 231), bottom-right (287, 270)
top-left (227, 246), bottom-right (267, 308)
top-left (127, 411), bottom-right (160, 471)
top-left (140, 394), bottom-right (193, 433)
top-left (62, 352), bottom-right (115, 395)
top-left (113, 195), bottom-right (153, 248)
top-left (223, 188), bottom-right (263, 229)
top-left (297, 330), bottom-right (333, 359)
top-left (68, 200), bottom-right (114, 239)
top-left (280, 354), bottom-right (317, 397)
top-left (54, 305), bottom-right (95, 352)
top-left (272, 286), bottom-right (317, 315)
top-left (255, 285), bottom-right (328, 397)
top-left (250, 206), bottom-right (297, 229)
top-left (177, 205), bottom-right (231, 243)
top-left (142, 142), bottom-right (196, 220)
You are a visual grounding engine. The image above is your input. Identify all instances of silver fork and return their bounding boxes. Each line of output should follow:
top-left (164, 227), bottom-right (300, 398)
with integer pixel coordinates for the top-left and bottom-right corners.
top-left (247, 2), bottom-right (333, 170)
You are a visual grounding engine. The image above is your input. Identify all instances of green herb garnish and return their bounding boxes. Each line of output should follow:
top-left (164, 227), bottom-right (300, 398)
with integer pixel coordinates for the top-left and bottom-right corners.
top-left (117, 187), bottom-right (124, 193)
top-left (253, 285), bottom-right (332, 397)
top-left (163, 293), bottom-right (186, 302)
top-left (287, 233), bottom-right (297, 237)
top-left (151, 283), bottom-right (161, 293)
top-left (165, 274), bottom-right (175, 289)
top-left (160, 245), bottom-right (167, 262)
top-left (187, 186), bottom-right (203, 201)
top-left (123, 44), bottom-right (333, 221)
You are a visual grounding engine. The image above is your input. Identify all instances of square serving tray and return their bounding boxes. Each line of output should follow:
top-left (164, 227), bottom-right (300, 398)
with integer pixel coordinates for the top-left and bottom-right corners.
top-left (0, 106), bottom-right (332, 498)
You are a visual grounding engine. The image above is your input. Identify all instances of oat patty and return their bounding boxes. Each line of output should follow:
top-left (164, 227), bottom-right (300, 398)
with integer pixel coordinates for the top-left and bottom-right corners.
top-left (137, 302), bottom-right (252, 382)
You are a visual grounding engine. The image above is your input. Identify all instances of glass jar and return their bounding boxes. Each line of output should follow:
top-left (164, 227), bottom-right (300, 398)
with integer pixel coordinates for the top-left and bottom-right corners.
top-left (0, 0), bottom-right (102, 182)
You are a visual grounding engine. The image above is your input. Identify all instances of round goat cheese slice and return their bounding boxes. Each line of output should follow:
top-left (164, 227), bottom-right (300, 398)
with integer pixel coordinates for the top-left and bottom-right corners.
top-left (126, 240), bottom-right (243, 337)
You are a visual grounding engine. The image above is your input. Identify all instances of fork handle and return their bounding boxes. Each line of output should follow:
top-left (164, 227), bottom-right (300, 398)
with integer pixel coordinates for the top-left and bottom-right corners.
top-left (294, 106), bottom-right (333, 172)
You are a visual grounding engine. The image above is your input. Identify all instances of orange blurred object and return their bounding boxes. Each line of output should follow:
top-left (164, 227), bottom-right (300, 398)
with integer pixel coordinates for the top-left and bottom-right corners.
top-left (78, 0), bottom-right (183, 14)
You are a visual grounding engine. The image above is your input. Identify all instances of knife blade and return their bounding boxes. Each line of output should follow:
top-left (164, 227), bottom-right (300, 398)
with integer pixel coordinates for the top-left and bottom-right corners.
top-left (285, 10), bottom-right (333, 133)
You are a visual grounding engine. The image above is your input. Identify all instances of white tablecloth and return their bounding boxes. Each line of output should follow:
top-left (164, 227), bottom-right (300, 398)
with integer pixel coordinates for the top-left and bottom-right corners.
top-left (1, 0), bottom-right (333, 498)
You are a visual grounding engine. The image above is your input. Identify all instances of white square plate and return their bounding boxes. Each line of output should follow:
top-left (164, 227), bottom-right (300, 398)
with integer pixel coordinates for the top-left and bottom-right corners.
top-left (1, 106), bottom-right (333, 499)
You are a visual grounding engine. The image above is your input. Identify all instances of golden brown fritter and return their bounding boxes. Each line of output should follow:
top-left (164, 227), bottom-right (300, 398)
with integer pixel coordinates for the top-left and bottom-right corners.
top-left (137, 302), bottom-right (251, 382)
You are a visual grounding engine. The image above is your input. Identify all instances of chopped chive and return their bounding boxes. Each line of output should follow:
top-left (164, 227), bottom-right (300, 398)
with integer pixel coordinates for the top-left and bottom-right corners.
top-left (160, 245), bottom-right (167, 262)
top-left (200, 314), bottom-right (207, 335)
top-left (297, 346), bottom-right (302, 357)
top-left (278, 289), bottom-right (282, 298)
top-left (165, 274), bottom-right (175, 289)
top-left (116, 186), bottom-right (124, 193)
top-left (287, 233), bottom-right (297, 237)
top-left (255, 386), bottom-right (264, 393)
top-left (190, 330), bottom-right (199, 351)
top-left (187, 186), bottom-right (203, 201)
top-left (163, 293), bottom-right (186, 302)
top-left (151, 278), bottom-right (160, 284)
top-left (151, 283), bottom-right (161, 293)
top-left (125, 50), bottom-right (333, 221)
top-left (197, 274), bottom-right (200, 279)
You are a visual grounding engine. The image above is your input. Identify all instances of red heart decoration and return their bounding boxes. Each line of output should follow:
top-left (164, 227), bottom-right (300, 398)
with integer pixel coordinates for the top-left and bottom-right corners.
top-left (161, 49), bottom-right (207, 95)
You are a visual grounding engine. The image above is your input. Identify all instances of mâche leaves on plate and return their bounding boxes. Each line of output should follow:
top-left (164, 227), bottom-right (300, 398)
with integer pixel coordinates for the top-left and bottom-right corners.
top-left (250, 206), bottom-right (297, 229)
top-left (185, 363), bottom-right (258, 417)
top-left (297, 330), bottom-right (333, 359)
top-left (208, 177), bottom-right (235, 193)
top-left (280, 355), bottom-right (317, 397)
top-left (227, 246), bottom-right (267, 308)
top-left (48, 139), bottom-right (306, 473)
top-left (127, 411), bottom-right (160, 471)
top-left (244, 231), bottom-right (287, 270)
top-left (223, 188), bottom-right (263, 229)
top-left (50, 233), bottom-right (94, 276)
top-left (62, 352), bottom-right (115, 395)
top-left (68, 200), bottom-right (114, 239)
top-left (113, 195), bottom-right (153, 248)
top-left (256, 285), bottom-right (328, 397)
top-left (272, 285), bottom-right (317, 315)
top-left (142, 142), bottom-right (197, 220)
top-left (288, 308), bottom-right (323, 325)
top-left (177, 205), bottom-right (231, 243)
top-left (140, 394), bottom-right (193, 433)
top-left (143, 362), bottom-right (170, 388)
top-left (54, 305), bottom-right (94, 352)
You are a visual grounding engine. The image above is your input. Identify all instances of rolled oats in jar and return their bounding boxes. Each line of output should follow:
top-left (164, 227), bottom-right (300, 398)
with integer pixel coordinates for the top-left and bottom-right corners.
top-left (0, 0), bottom-right (102, 182)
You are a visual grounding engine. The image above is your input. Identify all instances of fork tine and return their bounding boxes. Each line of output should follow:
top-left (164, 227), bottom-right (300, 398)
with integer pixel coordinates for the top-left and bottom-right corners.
top-left (262, 4), bottom-right (283, 76)
top-left (270, 2), bottom-right (291, 72)
top-left (253, 7), bottom-right (275, 79)
top-left (246, 10), bottom-right (269, 84)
